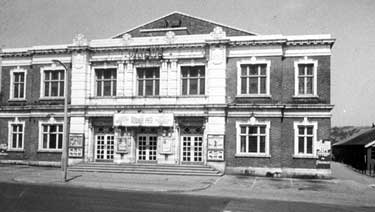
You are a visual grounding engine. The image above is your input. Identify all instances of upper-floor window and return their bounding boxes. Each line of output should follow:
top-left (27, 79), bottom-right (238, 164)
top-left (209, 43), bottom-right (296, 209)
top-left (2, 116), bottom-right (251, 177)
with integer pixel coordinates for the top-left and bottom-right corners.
top-left (181, 66), bottom-right (205, 95)
top-left (39, 122), bottom-right (63, 151)
top-left (236, 117), bottom-right (270, 157)
top-left (294, 58), bottom-right (318, 97)
top-left (95, 68), bottom-right (117, 96)
top-left (293, 118), bottom-right (317, 158)
top-left (137, 67), bottom-right (159, 96)
top-left (8, 120), bottom-right (25, 151)
top-left (237, 59), bottom-right (270, 96)
top-left (43, 70), bottom-right (65, 97)
top-left (10, 68), bottom-right (27, 100)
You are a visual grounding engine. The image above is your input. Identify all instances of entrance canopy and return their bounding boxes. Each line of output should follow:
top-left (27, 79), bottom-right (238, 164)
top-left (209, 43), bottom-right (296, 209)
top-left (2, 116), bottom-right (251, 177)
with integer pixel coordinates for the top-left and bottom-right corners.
top-left (114, 113), bottom-right (174, 127)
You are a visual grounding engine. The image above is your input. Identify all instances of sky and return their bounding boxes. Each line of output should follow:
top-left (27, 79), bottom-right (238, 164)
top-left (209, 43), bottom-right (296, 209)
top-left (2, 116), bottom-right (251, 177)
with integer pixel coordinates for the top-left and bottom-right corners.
top-left (0, 0), bottom-right (374, 127)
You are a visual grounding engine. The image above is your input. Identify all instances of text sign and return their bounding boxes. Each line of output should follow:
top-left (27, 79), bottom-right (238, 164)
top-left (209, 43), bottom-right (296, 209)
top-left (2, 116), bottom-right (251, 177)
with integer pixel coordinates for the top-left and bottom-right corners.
top-left (207, 134), bottom-right (224, 161)
top-left (68, 134), bottom-right (84, 158)
top-left (114, 113), bottom-right (174, 127)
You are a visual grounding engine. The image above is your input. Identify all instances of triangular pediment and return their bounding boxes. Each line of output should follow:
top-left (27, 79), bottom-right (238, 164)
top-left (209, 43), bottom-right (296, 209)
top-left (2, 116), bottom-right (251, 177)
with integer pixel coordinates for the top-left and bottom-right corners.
top-left (113, 11), bottom-right (256, 38)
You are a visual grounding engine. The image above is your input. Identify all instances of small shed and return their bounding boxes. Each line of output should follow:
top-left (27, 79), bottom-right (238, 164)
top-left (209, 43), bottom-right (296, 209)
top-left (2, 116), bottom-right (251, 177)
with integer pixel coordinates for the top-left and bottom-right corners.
top-left (332, 128), bottom-right (375, 175)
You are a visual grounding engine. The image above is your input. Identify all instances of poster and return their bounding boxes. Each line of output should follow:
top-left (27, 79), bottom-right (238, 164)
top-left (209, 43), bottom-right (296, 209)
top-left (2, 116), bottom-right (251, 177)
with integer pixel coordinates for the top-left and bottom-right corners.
top-left (160, 137), bottom-right (173, 154)
top-left (68, 134), bottom-right (84, 158)
top-left (117, 136), bottom-right (131, 153)
top-left (207, 134), bottom-right (224, 161)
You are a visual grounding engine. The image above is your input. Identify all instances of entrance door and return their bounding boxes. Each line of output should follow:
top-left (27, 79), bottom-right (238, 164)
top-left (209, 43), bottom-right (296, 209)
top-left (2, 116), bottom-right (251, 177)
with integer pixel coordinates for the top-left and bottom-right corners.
top-left (138, 135), bottom-right (157, 161)
top-left (95, 134), bottom-right (114, 161)
top-left (182, 135), bottom-right (203, 163)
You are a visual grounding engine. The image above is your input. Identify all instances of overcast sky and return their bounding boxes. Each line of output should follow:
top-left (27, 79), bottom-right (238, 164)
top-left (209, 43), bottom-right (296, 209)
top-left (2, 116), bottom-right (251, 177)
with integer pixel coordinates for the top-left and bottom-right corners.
top-left (0, 0), bottom-right (374, 127)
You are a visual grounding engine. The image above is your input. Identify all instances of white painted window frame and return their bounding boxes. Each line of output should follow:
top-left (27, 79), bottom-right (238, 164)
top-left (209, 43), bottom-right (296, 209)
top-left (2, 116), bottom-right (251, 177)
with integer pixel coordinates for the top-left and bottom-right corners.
top-left (236, 57), bottom-right (271, 97)
top-left (293, 117), bottom-right (318, 158)
top-left (294, 57), bottom-right (318, 97)
top-left (9, 67), bottom-right (27, 101)
top-left (8, 119), bottom-right (25, 151)
top-left (135, 65), bottom-right (161, 96)
top-left (38, 119), bottom-right (64, 152)
top-left (90, 64), bottom-right (118, 98)
top-left (40, 64), bottom-right (66, 99)
top-left (235, 117), bottom-right (271, 157)
top-left (178, 62), bottom-right (207, 96)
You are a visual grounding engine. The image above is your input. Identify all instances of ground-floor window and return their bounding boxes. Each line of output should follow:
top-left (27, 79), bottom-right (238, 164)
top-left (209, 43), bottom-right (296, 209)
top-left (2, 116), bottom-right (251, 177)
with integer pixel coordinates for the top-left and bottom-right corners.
top-left (8, 120), bottom-right (25, 150)
top-left (293, 118), bottom-right (318, 158)
top-left (236, 117), bottom-right (270, 157)
top-left (39, 123), bottom-right (63, 151)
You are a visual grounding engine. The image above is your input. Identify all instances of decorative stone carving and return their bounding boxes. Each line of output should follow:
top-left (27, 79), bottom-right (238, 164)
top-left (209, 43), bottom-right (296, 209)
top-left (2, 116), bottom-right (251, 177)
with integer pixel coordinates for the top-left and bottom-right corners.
top-left (165, 31), bottom-right (175, 44)
top-left (210, 26), bottom-right (226, 39)
top-left (73, 34), bottom-right (88, 46)
top-left (122, 33), bottom-right (132, 45)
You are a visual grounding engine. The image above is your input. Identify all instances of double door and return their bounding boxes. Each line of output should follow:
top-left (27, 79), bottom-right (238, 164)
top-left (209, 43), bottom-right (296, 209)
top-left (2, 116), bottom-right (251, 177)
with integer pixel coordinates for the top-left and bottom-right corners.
top-left (95, 134), bottom-right (114, 161)
top-left (137, 135), bottom-right (157, 161)
top-left (181, 135), bottom-right (203, 163)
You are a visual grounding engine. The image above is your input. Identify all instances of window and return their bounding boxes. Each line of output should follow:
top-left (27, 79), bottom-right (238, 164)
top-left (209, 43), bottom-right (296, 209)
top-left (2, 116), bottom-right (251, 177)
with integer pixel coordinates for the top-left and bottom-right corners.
top-left (181, 66), bottom-right (205, 95)
top-left (237, 59), bottom-right (270, 96)
top-left (96, 68), bottom-right (117, 96)
top-left (10, 68), bottom-right (27, 100)
top-left (236, 117), bottom-right (270, 157)
top-left (8, 121), bottom-right (25, 150)
top-left (294, 118), bottom-right (318, 157)
top-left (294, 58), bottom-right (318, 97)
top-left (39, 123), bottom-right (63, 151)
top-left (43, 70), bottom-right (65, 97)
top-left (137, 67), bottom-right (159, 96)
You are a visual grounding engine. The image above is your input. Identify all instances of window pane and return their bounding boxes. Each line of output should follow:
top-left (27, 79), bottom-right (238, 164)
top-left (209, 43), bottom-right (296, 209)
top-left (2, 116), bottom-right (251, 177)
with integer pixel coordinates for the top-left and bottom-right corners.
top-left (155, 79), bottom-right (159, 95)
top-left (190, 68), bottom-right (198, 77)
top-left (14, 84), bottom-right (19, 98)
top-left (298, 65), bottom-right (304, 75)
top-left (306, 64), bottom-right (313, 75)
top-left (43, 125), bottom-right (48, 132)
top-left (199, 78), bottom-right (205, 95)
top-left (307, 137), bottom-right (313, 154)
top-left (43, 134), bottom-right (48, 148)
top-left (145, 70), bottom-right (153, 78)
top-left (58, 134), bottom-right (63, 149)
top-left (112, 80), bottom-right (116, 96)
top-left (19, 125), bottom-right (23, 132)
top-left (50, 125), bottom-right (57, 132)
top-left (45, 72), bottom-right (50, 80)
top-left (199, 68), bottom-right (205, 77)
top-left (58, 125), bottom-right (63, 132)
top-left (298, 77), bottom-right (305, 94)
top-left (12, 125), bottom-right (18, 132)
top-left (138, 80), bottom-right (143, 96)
top-left (298, 137), bottom-right (304, 153)
top-left (51, 82), bottom-right (58, 96)
top-left (249, 78), bottom-right (258, 94)
top-left (182, 79), bottom-right (187, 95)
top-left (59, 82), bottom-right (64, 96)
top-left (154, 70), bottom-right (159, 78)
top-left (103, 70), bottom-right (112, 79)
top-left (259, 136), bottom-right (266, 153)
top-left (240, 136), bottom-right (246, 152)
top-left (260, 65), bottom-right (266, 75)
top-left (249, 126), bottom-right (257, 134)
top-left (51, 71), bottom-right (59, 80)
top-left (12, 134), bottom-right (17, 148)
top-left (259, 126), bottom-right (266, 134)
top-left (260, 77), bottom-right (266, 94)
top-left (145, 80), bottom-right (153, 95)
top-left (137, 69), bottom-right (143, 79)
top-left (60, 71), bottom-right (64, 80)
top-left (45, 82), bottom-right (50, 96)
top-left (189, 79), bottom-right (198, 95)
top-left (103, 81), bottom-right (111, 96)
top-left (18, 134), bottom-right (22, 148)
top-left (240, 126), bottom-right (246, 134)
top-left (19, 84), bottom-right (24, 98)
top-left (50, 134), bottom-right (56, 149)
top-left (298, 127), bottom-right (304, 135)
top-left (97, 81), bottom-right (102, 96)
top-left (248, 136), bottom-right (257, 152)
top-left (306, 77), bottom-right (313, 94)
top-left (249, 65), bottom-right (257, 75)
top-left (306, 127), bottom-right (313, 135)
top-left (241, 77), bottom-right (247, 94)
top-left (181, 69), bottom-right (188, 77)
top-left (241, 66), bottom-right (247, 76)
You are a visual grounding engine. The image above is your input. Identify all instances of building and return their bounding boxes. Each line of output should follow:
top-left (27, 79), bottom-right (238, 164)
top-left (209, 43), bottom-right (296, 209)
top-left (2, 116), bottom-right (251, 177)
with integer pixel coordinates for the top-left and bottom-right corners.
top-left (333, 127), bottom-right (375, 176)
top-left (0, 12), bottom-right (335, 177)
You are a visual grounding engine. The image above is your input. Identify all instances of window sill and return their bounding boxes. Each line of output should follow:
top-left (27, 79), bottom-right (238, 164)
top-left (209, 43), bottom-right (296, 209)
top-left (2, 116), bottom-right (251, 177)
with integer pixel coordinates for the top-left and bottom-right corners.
top-left (236, 94), bottom-right (272, 98)
top-left (38, 150), bottom-right (62, 153)
top-left (293, 154), bottom-right (318, 159)
top-left (235, 153), bottom-right (271, 158)
top-left (7, 149), bottom-right (24, 152)
top-left (8, 99), bottom-right (26, 102)
top-left (292, 95), bottom-right (319, 99)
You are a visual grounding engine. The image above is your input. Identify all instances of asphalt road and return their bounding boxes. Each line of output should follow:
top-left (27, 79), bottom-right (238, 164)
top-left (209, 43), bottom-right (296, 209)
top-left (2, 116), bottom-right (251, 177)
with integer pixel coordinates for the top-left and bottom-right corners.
top-left (0, 182), bottom-right (374, 212)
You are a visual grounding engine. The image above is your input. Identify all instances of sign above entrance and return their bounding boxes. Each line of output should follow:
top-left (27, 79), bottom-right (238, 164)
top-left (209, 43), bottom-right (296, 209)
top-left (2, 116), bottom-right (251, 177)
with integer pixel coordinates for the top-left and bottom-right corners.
top-left (114, 113), bottom-right (174, 127)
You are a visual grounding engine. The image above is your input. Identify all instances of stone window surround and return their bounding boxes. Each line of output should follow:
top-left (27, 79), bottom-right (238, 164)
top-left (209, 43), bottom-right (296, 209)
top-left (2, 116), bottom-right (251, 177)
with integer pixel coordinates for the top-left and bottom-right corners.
top-left (39, 64), bottom-right (66, 100)
top-left (38, 119), bottom-right (64, 152)
top-left (294, 56), bottom-right (318, 98)
top-left (9, 67), bottom-right (27, 101)
top-left (8, 118), bottom-right (25, 151)
top-left (293, 117), bottom-right (318, 158)
top-left (178, 62), bottom-right (207, 96)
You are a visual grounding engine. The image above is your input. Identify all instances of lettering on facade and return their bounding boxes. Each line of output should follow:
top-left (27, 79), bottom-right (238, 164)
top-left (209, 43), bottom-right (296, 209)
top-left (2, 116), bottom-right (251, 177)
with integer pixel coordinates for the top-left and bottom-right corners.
top-left (114, 113), bottom-right (174, 127)
top-left (129, 48), bottom-right (163, 60)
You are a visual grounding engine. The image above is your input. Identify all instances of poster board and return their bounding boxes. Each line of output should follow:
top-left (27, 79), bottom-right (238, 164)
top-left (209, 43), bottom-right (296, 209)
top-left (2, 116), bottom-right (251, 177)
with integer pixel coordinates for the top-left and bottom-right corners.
top-left (68, 133), bottom-right (84, 158)
top-left (207, 134), bottom-right (224, 161)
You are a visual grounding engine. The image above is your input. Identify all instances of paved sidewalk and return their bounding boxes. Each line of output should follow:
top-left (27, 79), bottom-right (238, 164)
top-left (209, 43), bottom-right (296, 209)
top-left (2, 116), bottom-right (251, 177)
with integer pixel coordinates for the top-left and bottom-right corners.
top-left (1, 163), bottom-right (375, 207)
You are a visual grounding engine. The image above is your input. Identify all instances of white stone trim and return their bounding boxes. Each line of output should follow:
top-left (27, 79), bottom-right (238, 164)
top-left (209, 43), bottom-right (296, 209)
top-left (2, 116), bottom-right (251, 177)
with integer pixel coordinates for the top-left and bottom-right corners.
top-left (235, 117), bottom-right (271, 157)
top-left (294, 57), bottom-right (318, 97)
top-left (9, 67), bottom-right (27, 101)
top-left (38, 119), bottom-right (64, 152)
top-left (7, 118), bottom-right (25, 151)
top-left (1, 59), bottom-right (32, 66)
top-left (236, 57), bottom-right (271, 97)
top-left (39, 64), bottom-right (66, 99)
top-left (293, 117), bottom-right (318, 158)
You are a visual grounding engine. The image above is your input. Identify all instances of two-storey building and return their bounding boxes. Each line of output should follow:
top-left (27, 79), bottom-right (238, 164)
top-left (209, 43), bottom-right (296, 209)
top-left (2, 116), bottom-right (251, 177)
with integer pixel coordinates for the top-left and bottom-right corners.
top-left (0, 12), bottom-right (335, 176)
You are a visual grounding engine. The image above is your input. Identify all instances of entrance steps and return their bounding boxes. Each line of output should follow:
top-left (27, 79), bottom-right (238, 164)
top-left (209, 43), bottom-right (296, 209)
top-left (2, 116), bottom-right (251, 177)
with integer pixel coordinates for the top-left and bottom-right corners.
top-left (68, 162), bottom-right (223, 176)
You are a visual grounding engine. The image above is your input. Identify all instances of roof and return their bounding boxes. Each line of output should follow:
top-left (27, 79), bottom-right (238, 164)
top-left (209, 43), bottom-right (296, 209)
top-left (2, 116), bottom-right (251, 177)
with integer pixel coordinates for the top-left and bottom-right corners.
top-left (112, 11), bottom-right (257, 38)
top-left (333, 127), bottom-right (375, 147)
